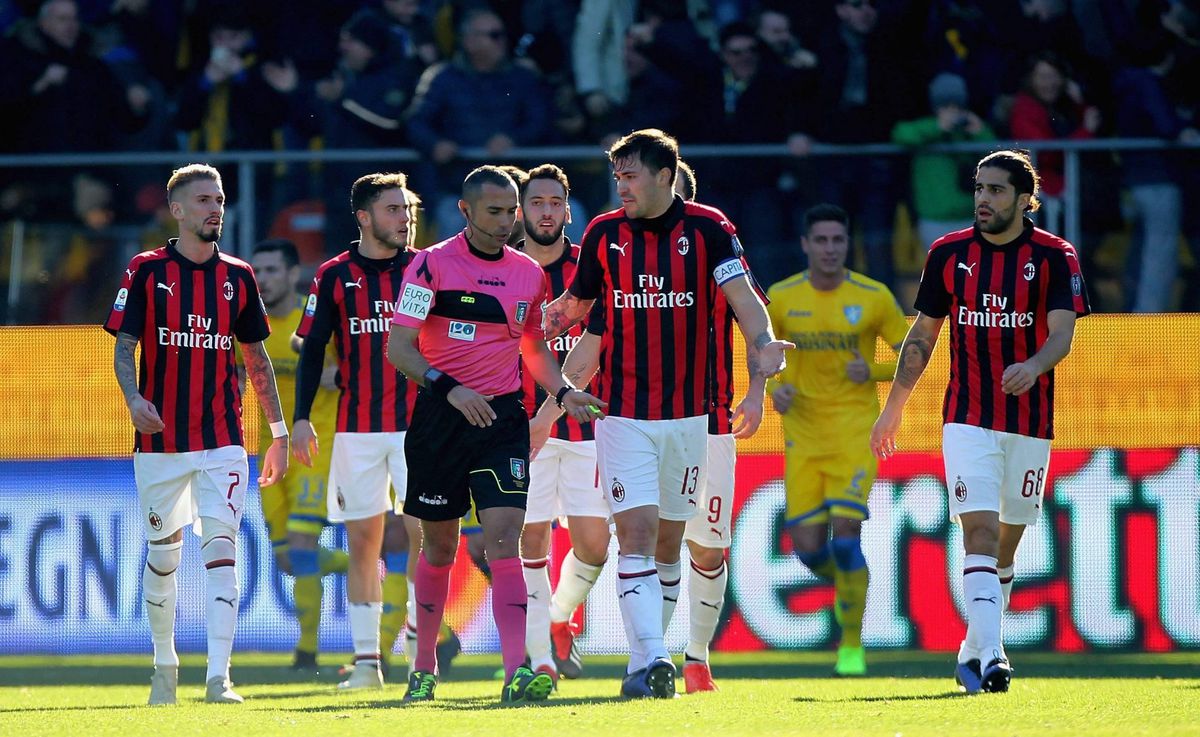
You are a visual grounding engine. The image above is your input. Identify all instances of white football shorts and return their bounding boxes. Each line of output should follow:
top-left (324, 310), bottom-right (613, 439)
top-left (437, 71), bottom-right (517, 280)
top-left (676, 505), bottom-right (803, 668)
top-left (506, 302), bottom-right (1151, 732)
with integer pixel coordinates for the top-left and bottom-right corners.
top-left (525, 437), bottom-right (608, 524)
top-left (327, 431), bottom-right (408, 522)
top-left (134, 445), bottom-right (248, 539)
top-left (594, 415), bottom-right (708, 522)
top-left (942, 423), bottom-right (1051, 526)
top-left (685, 433), bottom-right (736, 549)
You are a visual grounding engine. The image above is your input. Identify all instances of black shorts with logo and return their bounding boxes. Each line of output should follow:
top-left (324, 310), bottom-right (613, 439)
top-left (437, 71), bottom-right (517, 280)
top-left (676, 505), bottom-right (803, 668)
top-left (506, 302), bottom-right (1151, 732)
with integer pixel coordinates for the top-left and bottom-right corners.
top-left (403, 390), bottom-right (530, 522)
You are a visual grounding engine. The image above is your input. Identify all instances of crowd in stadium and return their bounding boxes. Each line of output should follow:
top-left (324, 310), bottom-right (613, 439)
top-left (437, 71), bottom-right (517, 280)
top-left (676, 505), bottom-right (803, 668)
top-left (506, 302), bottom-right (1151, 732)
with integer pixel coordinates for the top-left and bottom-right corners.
top-left (2, 0), bottom-right (1199, 321)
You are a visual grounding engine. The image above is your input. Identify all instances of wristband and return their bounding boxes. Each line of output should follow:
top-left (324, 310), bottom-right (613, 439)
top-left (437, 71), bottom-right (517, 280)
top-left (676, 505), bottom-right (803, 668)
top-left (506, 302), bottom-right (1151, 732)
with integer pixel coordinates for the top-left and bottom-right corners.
top-left (555, 385), bottom-right (573, 408)
top-left (269, 421), bottom-right (289, 439)
top-left (425, 368), bottom-right (461, 398)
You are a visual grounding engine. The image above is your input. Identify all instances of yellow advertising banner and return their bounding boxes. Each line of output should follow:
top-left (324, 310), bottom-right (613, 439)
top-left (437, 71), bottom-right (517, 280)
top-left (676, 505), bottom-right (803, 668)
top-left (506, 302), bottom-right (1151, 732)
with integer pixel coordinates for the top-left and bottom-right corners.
top-left (1, 316), bottom-right (1197, 459)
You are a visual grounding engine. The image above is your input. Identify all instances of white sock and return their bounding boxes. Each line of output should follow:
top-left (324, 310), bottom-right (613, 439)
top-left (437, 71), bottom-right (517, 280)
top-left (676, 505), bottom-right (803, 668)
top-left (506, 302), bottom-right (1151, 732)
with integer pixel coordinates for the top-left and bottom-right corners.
top-left (201, 530), bottom-right (238, 682)
top-left (617, 554), bottom-right (665, 672)
top-left (550, 550), bottom-right (603, 622)
top-left (998, 565), bottom-right (1014, 611)
top-left (685, 559), bottom-right (727, 663)
top-left (349, 602), bottom-right (383, 661)
top-left (143, 541), bottom-right (182, 668)
top-left (656, 559), bottom-right (681, 633)
top-left (204, 563), bottom-right (238, 682)
top-left (963, 554), bottom-right (1004, 663)
top-left (522, 558), bottom-right (553, 667)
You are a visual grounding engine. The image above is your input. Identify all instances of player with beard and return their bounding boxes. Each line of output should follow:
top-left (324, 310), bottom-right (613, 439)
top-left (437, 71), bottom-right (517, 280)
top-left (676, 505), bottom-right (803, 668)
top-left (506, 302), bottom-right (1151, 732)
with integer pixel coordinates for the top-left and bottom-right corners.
top-left (554, 160), bottom-right (769, 692)
top-left (543, 129), bottom-right (791, 698)
top-left (106, 164), bottom-right (287, 705)
top-left (293, 172), bottom-right (422, 692)
top-left (515, 164), bottom-right (611, 684)
top-left (872, 150), bottom-right (1090, 693)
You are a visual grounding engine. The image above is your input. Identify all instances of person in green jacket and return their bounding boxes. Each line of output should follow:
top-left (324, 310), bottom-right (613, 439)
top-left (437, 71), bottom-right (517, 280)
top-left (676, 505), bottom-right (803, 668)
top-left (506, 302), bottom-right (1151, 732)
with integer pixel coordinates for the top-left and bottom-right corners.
top-left (892, 73), bottom-right (995, 250)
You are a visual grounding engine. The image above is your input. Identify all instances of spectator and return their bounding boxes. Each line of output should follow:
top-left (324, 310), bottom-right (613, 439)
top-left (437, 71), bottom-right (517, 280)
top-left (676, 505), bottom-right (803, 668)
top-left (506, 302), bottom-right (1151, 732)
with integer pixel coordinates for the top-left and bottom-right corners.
top-left (624, 0), bottom-right (722, 143)
top-left (754, 7), bottom-right (818, 72)
top-left (380, 0), bottom-right (439, 67)
top-left (705, 22), bottom-right (802, 281)
top-left (175, 5), bottom-right (289, 152)
top-left (0, 0), bottom-right (140, 153)
top-left (572, 0), bottom-right (635, 127)
top-left (788, 0), bottom-right (923, 289)
top-left (406, 8), bottom-right (551, 239)
top-left (1009, 52), bottom-right (1101, 233)
top-left (270, 9), bottom-right (418, 255)
top-left (892, 73), bottom-right (995, 250)
top-left (1113, 43), bottom-right (1191, 312)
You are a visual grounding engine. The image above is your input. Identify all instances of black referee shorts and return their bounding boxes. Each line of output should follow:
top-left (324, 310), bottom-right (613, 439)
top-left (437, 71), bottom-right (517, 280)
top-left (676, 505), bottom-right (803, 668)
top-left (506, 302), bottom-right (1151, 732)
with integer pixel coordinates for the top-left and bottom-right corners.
top-left (403, 390), bottom-right (530, 522)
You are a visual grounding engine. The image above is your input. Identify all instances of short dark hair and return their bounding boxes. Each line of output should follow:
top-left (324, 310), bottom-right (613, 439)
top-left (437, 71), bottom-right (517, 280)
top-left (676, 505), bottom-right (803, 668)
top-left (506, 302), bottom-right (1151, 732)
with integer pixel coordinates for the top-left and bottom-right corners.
top-left (462, 165), bottom-right (518, 202)
top-left (497, 164), bottom-right (528, 191)
top-left (607, 128), bottom-right (678, 185)
top-left (803, 203), bottom-right (849, 234)
top-left (676, 159), bottom-right (697, 200)
top-left (252, 238), bottom-right (299, 268)
top-left (166, 163), bottom-right (222, 202)
top-left (350, 172), bottom-right (418, 213)
top-left (719, 21), bottom-right (758, 48)
top-left (522, 163), bottom-right (570, 201)
top-left (976, 149), bottom-right (1041, 212)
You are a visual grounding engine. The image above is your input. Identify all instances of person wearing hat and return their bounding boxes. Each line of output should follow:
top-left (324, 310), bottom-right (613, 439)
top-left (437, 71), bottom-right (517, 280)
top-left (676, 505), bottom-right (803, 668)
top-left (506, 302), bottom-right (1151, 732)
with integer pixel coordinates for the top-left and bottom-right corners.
top-left (892, 72), bottom-right (996, 251)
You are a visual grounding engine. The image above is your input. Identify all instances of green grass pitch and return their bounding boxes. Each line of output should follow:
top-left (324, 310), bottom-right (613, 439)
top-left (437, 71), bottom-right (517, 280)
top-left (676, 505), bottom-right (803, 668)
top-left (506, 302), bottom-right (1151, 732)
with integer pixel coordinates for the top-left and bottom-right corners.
top-left (1, 651), bottom-right (1197, 737)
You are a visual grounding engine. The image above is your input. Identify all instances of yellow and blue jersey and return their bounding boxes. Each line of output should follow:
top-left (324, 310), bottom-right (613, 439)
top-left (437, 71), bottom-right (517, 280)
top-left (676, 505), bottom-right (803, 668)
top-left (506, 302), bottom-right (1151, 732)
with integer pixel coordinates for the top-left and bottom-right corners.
top-left (767, 270), bottom-right (909, 455)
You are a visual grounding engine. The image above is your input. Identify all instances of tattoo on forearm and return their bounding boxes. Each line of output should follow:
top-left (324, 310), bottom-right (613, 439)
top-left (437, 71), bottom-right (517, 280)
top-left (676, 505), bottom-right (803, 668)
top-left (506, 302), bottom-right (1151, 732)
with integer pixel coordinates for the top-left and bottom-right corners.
top-left (753, 330), bottom-right (773, 349)
top-left (114, 334), bottom-right (140, 402)
top-left (895, 337), bottom-right (933, 389)
top-left (543, 295), bottom-right (587, 339)
top-left (243, 343), bottom-right (284, 423)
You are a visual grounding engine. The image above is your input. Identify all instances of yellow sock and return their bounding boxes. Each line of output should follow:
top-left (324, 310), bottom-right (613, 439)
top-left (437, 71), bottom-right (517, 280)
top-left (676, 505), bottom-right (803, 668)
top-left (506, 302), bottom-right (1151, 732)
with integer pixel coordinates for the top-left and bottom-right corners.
top-left (380, 571), bottom-right (409, 660)
top-left (831, 536), bottom-right (869, 649)
top-left (293, 574), bottom-right (323, 653)
top-left (318, 546), bottom-right (349, 575)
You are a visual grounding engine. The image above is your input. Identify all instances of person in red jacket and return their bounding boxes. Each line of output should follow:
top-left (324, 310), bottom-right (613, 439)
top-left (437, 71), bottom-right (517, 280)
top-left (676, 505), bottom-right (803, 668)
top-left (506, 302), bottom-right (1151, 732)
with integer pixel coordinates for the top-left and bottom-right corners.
top-left (1008, 51), bottom-right (1101, 233)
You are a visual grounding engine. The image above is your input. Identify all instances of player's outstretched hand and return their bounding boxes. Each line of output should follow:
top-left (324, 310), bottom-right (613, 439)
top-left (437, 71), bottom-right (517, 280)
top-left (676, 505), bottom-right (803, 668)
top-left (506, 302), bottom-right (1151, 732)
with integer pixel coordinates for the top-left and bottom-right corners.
top-left (1001, 361), bottom-right (1038, 396)
top-left (127, 394), bottom-right (165, 434)
top-left (771, 382), bottom-right (796, 414)
top-left (292, 419), bottom-right (318, 467)
top-left (757, 339), bottom-right (795, 378)
top-left (448, 385), bottom-right (498, 427)
top-left (260, 436), bottom-right (289, 487)
top-left (870, 405), bottom-right (902, 460)
top-left (846, 349), bottom-right (870, 384)
top-left (561, 390), bottom-right (606, 423)
top-left (731, 395), bottom-right (764, 439)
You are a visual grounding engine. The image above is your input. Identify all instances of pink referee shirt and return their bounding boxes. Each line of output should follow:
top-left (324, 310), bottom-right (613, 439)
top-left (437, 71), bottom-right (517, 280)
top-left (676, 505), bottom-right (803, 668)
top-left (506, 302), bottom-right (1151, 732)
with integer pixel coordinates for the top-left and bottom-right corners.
top-left (392, 232), bottom-right (547, 396)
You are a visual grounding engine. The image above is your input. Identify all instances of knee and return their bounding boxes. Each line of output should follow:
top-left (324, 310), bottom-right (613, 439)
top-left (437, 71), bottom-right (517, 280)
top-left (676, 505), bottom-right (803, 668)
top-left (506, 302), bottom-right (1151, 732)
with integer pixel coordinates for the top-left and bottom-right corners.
top-left (688, 543), bottom-right (724, 571)
top-left (423, 532), bottom-right (459, 567)
top-left (829, 535), bottom-right (866, 571)
top-left (963, 525), bottom-right (999, 556)
top-left (520, 524), bottom-right (551, 559)
top-left (200, 519), bottom-right (238, 569)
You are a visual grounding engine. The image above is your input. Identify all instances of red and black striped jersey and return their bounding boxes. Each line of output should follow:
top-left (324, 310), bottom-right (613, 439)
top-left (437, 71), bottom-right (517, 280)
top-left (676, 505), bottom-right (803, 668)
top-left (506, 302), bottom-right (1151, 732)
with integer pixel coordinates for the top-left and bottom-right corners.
top-left (915, 220), bottom-right (1090, 439)
top-left (707, 256), bottom-right (766, 435)
top-left (518, 240), bottom-right (594, 442)
top-left (569, 197), bottom-right (744, 420)
top-left (104, 240), bottom-right (270, 453)
top-left (295, 245), bottom-right (417, 433)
